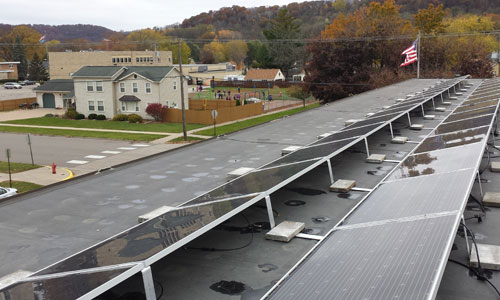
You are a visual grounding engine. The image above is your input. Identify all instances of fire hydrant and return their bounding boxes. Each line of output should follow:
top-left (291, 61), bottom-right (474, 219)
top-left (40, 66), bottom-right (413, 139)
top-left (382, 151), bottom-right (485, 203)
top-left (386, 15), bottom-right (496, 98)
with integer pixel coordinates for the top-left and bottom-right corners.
top-left (52, 163), bottom-right (56, 174)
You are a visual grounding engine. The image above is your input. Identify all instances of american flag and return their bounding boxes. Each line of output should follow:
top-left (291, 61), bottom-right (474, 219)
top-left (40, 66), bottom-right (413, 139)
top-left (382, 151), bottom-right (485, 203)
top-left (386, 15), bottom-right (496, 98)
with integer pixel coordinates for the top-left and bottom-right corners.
top-left (400, 39), bottom-right (418, 67)
top-left (39, 35), bottom-right (46, 44)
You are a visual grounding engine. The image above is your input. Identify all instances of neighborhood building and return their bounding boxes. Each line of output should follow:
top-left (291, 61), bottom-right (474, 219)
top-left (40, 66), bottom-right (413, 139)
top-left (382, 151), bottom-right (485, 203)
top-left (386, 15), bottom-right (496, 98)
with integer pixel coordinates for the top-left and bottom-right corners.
top-left (34, 79), bottom-right (74, 109)
top-left (48, 50), bottom-right (173, 79)
top-left (0, 62), bottom-right (19, 80)
top-left (244, 68), bottom-right (285, 81)
top-left (70, 65), bottom-right (188, 119)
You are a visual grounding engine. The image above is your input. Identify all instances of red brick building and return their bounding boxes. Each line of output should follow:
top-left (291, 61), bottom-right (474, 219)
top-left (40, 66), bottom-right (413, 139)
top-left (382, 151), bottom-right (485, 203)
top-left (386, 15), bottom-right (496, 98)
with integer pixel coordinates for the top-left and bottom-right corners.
top-left (0, 62), bottom-right (19, 80)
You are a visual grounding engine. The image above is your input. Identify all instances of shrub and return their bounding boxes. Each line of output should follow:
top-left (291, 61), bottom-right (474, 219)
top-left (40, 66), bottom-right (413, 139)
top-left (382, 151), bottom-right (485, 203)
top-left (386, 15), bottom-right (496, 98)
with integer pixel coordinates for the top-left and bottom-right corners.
top-left (88, 113), bottom-right (98, 120)
top-left (96, 114), bottom-right (106, 120)
top-left (44, 113), bottom-right (54, 117)
top-left (145, 103), bottom-right (167, 121)
top-left (235, 99), bottom-right (241, 106)
top-left (127, 113), bottom-right (143, 123)
top-left (75, 113), bottom-right (85, 120)
top-left (112, 114), bottom-right (128, 121)
top-left (63, 108), bottom-right (78, 119)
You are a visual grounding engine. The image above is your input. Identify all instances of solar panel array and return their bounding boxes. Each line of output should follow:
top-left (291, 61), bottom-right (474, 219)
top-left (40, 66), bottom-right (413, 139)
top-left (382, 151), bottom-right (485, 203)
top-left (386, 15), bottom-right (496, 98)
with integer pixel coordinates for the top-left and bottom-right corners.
top-left (267, 78), bottom-right (500, 300)
top-left (0, 76), bottom-right (470, 300)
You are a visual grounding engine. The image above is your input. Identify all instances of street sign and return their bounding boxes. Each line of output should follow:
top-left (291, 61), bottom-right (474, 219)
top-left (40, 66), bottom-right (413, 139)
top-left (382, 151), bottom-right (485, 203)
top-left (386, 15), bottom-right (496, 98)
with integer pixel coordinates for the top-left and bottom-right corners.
top-left (211, 110), bottom-right (218, 119)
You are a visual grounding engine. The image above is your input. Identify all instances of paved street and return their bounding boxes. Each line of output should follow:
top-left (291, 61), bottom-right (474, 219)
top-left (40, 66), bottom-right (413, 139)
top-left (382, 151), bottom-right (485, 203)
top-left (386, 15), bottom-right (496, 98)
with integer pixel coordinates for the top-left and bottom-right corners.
top-left (0, 79), bottom-right (437, 277)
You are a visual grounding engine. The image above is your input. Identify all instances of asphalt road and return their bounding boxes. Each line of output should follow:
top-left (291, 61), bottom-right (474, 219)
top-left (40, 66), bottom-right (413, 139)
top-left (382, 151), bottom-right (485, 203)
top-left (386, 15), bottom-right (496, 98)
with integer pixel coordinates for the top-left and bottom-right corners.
top-left (0, 79), bottom-right (440, 277)
top-left (0, 132), bottom-right (140, 167)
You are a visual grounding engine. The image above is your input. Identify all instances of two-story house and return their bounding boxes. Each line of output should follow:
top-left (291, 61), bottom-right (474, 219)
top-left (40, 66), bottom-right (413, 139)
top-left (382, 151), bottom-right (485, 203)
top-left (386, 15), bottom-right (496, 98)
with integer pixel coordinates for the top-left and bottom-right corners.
top-left (71, 66), bottom-right (188, 119)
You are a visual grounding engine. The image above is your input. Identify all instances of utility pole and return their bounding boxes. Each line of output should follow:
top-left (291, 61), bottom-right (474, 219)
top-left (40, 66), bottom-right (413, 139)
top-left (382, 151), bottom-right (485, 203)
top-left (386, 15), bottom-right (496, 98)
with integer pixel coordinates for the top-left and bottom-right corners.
top-left (178, 40), bottom-right (187, 141)
top-left (417, 31), bottom-right (421, 79)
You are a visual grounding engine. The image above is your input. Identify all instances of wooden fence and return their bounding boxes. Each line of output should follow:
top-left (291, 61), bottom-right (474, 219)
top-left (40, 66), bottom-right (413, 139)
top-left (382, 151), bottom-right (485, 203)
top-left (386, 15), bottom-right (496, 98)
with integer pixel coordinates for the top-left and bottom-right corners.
top-left (163, 102), bottom-right (263, 125)
top-left (0, 97), bottom-right (37, 111)
top-left (188, 99), bottom-right (236, 111)
top-left (214, 80), bottom-right (303, 89)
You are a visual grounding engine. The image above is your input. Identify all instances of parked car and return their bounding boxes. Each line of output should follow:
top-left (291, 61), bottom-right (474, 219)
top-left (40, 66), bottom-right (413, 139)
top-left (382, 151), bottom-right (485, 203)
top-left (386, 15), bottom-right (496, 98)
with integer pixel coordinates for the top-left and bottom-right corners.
top-left (0, 187), bottom-right (18, 199)
top-left (3, 82), bottom-right (22, 89)
top-left (20, 80), bottom-right (36, 86)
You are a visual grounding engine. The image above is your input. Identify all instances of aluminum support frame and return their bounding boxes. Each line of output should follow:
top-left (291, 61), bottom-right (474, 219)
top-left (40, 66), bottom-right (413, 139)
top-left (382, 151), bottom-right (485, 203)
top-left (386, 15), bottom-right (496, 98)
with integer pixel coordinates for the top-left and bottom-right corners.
top-left (142, 267), bottom-right (157, 300)
top-left (265, 195), bottom-right (276, 229)
top-left (327, 159), bottom-right (334, 184)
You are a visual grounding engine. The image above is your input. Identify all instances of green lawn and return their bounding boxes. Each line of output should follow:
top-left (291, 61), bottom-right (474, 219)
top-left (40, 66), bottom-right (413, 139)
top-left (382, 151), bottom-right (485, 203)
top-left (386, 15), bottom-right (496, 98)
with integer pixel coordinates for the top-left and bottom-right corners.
top-left (168, 136), bottom-right (206, 143)
top-left (0, 161), bottom-right (41, 173)
top-left (191, 86), bottom-right (307, 100)
top-left (3, 117), bottom-right (206, 133)
top-left (194, 103), bottom-right (321, 136)
top-left (0, 126), bottom-right (167, 141)
top-left (0, 181), bottom-right (43, 193)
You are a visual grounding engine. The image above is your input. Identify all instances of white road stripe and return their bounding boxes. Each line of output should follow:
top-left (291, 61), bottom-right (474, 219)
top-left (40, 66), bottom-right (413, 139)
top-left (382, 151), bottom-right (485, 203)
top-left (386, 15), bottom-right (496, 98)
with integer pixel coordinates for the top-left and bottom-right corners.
top-left (117, 147), bottom-right (136, 150)
top-left (67, 160), bottom-right (89, 165)
top-left (131, 144), bottom-right (150, 147)
top-left (85, 155), bottom-right (106, 159)
top-left (102, 151), bottom-right (121, 154)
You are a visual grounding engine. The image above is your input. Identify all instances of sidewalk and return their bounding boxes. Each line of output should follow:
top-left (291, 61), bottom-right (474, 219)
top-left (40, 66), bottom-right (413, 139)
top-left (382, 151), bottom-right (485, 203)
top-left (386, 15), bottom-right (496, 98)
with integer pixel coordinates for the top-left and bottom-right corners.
top-left (0, 166), bottom-right (73, 186)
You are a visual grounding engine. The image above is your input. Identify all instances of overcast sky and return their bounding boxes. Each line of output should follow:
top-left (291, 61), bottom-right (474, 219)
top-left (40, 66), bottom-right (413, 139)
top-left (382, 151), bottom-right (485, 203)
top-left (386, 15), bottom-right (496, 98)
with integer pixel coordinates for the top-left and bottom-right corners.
top-left (4, 0), bottom-right (298, 31)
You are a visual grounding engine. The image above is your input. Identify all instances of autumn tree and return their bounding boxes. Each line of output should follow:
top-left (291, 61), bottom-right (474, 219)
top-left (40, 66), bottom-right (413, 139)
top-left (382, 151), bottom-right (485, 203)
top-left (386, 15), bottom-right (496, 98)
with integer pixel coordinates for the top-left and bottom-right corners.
top-left (414, 4), bottom-right (446, 34)
top-left (201, 41), bottom-right (226, 63)
top-left (13, 36), bottom-right (28, 80)
top-left (160, 39), bottom-right (191, 64)
top-left (186, 41), bottom-right (201, 62)
top-left (126, 29), bottom-right (164, 50)
top-left (263, 9), bottom-right (303, 78)
top-left (223, 41), bottom-right (248, 67)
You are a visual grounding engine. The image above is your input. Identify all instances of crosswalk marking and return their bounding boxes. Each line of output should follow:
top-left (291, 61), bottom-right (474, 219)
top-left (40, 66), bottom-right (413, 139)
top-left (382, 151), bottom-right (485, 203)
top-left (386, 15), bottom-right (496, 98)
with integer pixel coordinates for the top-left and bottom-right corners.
top-left (102, 151), bottom-right (121, 154)
top-left (131, 144), bottom-right (150, 147)
top-left (67, 160), bottom-right (89, 165)
top-left (117, 147), bottom-right (136, 150)
top-left (85, 155), bottom-right (106, 159)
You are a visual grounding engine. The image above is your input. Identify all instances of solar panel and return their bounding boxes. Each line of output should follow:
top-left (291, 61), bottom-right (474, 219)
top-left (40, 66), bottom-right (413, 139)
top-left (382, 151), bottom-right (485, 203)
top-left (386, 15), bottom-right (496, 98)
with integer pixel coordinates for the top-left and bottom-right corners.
top-left (369, 103), bottom-right (422, 118)
top-left (386, 142), bottom-right (483, 181)
top-left (347, 112), bottom-right (401, 129)
top-left (343, 168), bottom-right (475, 225)
top-left (463, 97), bottom-right (500, 106)
top-left (414, 126), bottom-right (489, 153)
top-left (0, 266), bottom-right (133, 300)
top-left (34, 195), bottom-right (257, 275)
top-left (434, 114), bottom-right (494, 135)
top-left (264, 137), bottom-right (358, 168)
top-left (268, 215), bottom-right (457, 300)
top-left (183, 159), bottom-right (318, 206)
top-left (444, 106), bottom-right (497, 123)
top-left (310, 123), bottom-right (382, 146)
top-left (454, 100), bottom-right (499, 113)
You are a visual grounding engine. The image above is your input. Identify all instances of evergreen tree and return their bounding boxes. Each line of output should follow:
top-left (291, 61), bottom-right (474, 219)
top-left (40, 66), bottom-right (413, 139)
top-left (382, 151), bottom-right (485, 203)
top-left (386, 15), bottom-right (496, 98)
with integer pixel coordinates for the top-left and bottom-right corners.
top-left (28, 52), bottom-right (48, 82)
top-left (13, 36), bottom-right (28, 80)
top-left (263, 9), bottom-right (303, 78)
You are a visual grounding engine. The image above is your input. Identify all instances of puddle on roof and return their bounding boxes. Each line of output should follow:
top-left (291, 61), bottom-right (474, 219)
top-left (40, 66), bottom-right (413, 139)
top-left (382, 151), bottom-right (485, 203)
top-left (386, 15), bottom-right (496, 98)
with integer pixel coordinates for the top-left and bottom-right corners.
top-left (312, 216), bottom-right (331, 223)
top-left (287, 187), bottom-right (327, 196)
top-left (210, 280), bottom-right (246, 295)
top-left (284, 200), bottom-right (306, 206)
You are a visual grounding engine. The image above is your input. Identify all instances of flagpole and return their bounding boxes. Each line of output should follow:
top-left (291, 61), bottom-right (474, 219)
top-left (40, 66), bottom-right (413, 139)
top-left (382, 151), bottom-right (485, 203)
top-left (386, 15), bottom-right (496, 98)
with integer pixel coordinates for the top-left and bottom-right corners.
top-left (417, 31), bottom-right (421, 79)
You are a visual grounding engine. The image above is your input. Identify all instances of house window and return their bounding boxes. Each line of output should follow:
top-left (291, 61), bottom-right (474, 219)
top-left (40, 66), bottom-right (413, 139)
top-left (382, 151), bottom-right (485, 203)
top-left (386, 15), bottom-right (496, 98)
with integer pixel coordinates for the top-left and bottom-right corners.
top-left (112, 58), bottom-right (116, 63)
top-left (87, 81), bottom-right (94, 92)
top-left (122, 101), bottom-right (139, 112)
top-left (96, 81), bottom-right (103, 92)
top-left (173, 80), bottom-right (177, 90)
top-left (133, 82), bottom-right (138, 93)
top-left (128, 57), bottom-right (131, 62)
top-left (136, 57), bottom-right (139, 62)
top-left (97, 101), bottom-right (104, 111)
top-left (88, 101), bottom-right (95, 111)
top-left (145, 82), bottom-right (151, 94)
top-left (120, 82), bottom-right (125, 93)
top-left (9, 64), bottom-right (14, 68)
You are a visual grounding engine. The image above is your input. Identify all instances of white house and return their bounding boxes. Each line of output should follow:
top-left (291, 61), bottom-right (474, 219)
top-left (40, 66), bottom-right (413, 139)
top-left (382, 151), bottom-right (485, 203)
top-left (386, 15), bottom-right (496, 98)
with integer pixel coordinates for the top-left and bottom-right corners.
top-left (34, 79), bottom-right (75, 109)
top-left (71, 66), bottom-right (189, 119)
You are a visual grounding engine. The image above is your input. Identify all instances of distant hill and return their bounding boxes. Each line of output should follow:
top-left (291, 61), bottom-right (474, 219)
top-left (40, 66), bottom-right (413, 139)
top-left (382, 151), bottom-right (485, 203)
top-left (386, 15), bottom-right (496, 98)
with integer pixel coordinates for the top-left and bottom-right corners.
top-left (172, 0), bottom-right (500, 39)
top-left (0, 24), bottom-right (116, 42)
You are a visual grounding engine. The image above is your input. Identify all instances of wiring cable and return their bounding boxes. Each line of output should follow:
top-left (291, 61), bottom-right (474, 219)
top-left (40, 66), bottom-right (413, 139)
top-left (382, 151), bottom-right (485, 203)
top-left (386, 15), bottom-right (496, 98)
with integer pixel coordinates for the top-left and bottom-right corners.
top-left (447, 259), bottom-right (500, 297)
top-left (154, 280), bottom-right (164, 300)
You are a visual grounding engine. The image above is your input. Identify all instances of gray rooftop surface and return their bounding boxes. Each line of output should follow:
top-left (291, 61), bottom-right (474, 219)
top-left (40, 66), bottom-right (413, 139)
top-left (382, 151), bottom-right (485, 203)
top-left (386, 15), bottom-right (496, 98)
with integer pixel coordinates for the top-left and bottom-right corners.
top-left (34, 79), bottom-right (74, 92)
top-left (0, 78), bottom-right (438, 278)
top-left (72, 66), bottom-right (124, 78)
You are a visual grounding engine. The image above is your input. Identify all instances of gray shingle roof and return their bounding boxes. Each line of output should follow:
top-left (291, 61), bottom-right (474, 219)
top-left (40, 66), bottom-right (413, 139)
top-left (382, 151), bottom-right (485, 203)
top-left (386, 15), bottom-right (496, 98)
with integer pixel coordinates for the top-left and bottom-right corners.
top-left (34, 79), bottom-right (74, 92)
top-left (119, 95), bottom-right (141, 102)
top-left (116, 66), bottom-right (175, 82)
top-left (72, 66), bottom-right (124, 77)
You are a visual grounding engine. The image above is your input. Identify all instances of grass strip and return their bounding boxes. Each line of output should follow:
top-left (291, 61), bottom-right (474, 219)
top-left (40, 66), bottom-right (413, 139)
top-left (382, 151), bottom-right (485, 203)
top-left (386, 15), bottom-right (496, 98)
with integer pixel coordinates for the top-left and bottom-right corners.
top-left (3, 117), bottom-right (205, 133)
top-left (0, 161), bottom-right (41, 173)
top-left (0, 125), bottom-right (166, 142)
top-left (0, 181), bottom-right (43, 193)
top-left (194, 103), bottom-right (320, 136)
